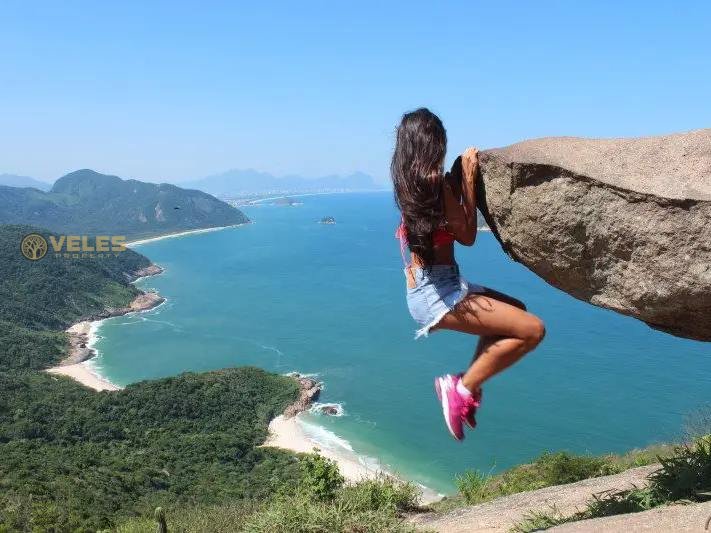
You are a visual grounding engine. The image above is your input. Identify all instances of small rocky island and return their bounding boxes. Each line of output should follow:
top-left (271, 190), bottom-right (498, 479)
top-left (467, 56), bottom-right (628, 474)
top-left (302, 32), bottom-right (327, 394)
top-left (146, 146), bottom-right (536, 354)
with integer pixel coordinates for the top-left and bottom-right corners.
top-left (319, 216), bottom-right (336, 224)
top-left (314, 403), bottom-right (342, 416)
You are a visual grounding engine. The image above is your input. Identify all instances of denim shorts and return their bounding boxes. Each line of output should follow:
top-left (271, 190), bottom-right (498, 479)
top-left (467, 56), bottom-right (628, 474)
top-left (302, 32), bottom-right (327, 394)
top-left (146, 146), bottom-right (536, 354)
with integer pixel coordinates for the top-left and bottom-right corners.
top-left (406, 264), bottom-right (486, 339)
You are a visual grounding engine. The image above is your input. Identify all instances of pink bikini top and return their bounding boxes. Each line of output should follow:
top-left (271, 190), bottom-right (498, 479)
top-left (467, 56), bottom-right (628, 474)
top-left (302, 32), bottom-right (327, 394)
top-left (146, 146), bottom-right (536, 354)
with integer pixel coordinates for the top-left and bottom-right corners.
top-left (395, 220), bottom-right (455, 266)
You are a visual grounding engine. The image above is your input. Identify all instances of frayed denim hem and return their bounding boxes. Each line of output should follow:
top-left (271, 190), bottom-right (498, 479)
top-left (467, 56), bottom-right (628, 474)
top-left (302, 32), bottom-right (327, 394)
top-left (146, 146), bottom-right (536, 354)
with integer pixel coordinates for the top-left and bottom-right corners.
top-left (413, 277), bottom-right (479, 339)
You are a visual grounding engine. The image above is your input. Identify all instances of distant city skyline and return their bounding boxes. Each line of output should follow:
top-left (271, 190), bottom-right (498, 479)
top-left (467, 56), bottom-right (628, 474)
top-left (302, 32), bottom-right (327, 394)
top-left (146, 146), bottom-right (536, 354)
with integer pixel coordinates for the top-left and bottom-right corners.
top-left (1, 2), bottom-right (710, 183)
top-left (0, 168), bottom-right (386, 187)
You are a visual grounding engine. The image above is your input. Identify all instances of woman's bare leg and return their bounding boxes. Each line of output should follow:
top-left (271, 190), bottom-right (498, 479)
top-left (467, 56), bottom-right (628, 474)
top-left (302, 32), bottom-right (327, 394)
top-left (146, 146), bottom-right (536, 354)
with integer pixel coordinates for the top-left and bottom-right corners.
top-left (470, 288), bottom-right (527, 366)
top-left (436, 290), bottom-right (545, 392)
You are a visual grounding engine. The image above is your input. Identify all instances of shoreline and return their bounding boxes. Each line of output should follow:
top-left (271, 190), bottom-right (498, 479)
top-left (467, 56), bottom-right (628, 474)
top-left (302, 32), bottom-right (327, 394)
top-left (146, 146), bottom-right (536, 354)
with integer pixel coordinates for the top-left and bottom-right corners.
top-left (266, 414), bottom-right (384, 481)
top-left (263, 375), bottom-right (443, 505)
top-left (235, 189), bottom-right (389, 205)
top-left (127, 223), bottom-right (246, 247)
top-left (44, 265), bottom-right (166, 391)
top-left (48, 224), bottom-right (445, 501)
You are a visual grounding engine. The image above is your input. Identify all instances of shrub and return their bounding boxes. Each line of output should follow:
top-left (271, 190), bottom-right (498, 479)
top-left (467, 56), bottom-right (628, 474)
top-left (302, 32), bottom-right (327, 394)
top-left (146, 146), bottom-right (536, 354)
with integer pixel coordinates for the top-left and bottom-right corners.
top-left (455, 470), bottom-right (492, 504)
top-left (117, 478), bottom-right (423, 533)
top-left (241, 493), bottom-right (418, 533)
top-left (533, 451), bottom-right (612, 485)
top-left (337, 475), bottom-right (420, 512)
top-left (453, 451), bottom-right (615, 506)
top-left (647, 435), bottom-right (711, 503)
top-left (298, 452), bottom-right (345, 501)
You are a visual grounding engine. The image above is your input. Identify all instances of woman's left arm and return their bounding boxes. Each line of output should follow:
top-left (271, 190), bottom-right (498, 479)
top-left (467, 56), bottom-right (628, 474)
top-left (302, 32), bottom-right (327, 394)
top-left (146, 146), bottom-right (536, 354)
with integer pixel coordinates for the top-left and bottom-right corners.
top-left (460, 147), bottom-right (479, 244)
top-left (444, 148), bottom-right (478, 246)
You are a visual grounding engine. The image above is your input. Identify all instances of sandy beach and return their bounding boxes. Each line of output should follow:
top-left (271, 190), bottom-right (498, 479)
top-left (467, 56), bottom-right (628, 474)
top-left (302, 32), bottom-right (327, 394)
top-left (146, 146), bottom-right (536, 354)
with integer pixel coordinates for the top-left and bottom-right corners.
top-left (237, 189), bottom-right (387, 205)
top-left (46, 319), bottom-right (121, 391)
top-left (265, 414), bottom-right (382, 482)
top-left (47, 361), bottom-right (119, 391)
top-left (264, 414), bottom-right (442, 504)
top-left (127, 224), bottom-right (245, 247)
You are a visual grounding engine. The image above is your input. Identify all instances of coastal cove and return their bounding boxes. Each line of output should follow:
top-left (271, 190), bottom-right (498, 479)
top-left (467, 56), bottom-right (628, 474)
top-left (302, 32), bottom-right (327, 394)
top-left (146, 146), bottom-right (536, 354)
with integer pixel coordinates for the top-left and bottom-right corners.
top-left (46, 289), bottom-right (165, 392)
top-left (87, 192), bottom-right (711, 495)
top-left (44, 226), bottom-right (248, 391)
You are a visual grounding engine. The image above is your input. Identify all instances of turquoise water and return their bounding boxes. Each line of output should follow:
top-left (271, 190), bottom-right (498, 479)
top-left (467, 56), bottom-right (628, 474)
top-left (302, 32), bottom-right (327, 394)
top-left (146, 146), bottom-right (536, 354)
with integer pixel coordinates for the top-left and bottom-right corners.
top-left (93, 192), bottom-right (710, 494)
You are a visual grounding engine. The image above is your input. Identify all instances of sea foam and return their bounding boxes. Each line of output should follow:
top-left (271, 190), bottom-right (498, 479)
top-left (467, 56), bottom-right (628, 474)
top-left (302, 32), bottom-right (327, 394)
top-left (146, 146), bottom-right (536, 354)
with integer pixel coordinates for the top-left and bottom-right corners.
top-left (310, 402), bottom-right (345, 417)
top-left (297, 418), bottom-right (355, 453)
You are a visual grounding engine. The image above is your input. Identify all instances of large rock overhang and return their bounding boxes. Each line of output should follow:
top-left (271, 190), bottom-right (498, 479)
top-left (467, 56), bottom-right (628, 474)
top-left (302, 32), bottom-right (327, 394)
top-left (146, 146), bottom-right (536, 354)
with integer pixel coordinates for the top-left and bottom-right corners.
top-left (476, 129), bottom-right (711, 341)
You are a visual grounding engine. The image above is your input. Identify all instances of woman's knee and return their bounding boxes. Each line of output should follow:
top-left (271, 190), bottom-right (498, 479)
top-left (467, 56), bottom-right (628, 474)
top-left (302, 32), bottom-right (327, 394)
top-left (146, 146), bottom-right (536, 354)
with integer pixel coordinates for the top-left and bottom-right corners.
top-left (522, 316), bottom-right (545, 349)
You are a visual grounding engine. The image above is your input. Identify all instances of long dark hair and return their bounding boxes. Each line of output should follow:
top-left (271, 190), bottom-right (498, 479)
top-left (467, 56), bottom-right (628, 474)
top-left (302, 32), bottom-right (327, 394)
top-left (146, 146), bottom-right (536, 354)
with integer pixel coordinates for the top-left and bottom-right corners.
top-left (391, 108), bottom-right (447, 266)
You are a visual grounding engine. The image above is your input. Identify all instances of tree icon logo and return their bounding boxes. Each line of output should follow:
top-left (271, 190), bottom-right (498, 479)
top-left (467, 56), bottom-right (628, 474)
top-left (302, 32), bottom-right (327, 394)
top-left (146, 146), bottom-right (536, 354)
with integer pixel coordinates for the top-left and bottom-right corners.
top-left (21, 233), bottom-right (48, 260)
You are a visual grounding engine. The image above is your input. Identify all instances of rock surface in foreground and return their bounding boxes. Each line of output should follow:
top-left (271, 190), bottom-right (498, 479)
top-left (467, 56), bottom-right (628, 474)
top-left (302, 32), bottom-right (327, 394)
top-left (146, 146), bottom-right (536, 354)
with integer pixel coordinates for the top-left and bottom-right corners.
top-left (410, 465), bottom-right (660, 532)
top-left (550, 499), bottom-right (711, 533)
top-left (477, 129), bottom-right (711, 341)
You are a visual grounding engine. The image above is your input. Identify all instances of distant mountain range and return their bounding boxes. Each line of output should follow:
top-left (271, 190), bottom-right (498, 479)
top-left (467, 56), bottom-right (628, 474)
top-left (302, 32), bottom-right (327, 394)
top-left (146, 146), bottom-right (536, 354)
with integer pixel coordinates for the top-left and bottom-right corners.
top-left (0, 169), bottom-right (248, 240)
top-left (181, 169), bottom-right (387, 197)
top-left (0, 173), bottom-right (52, 191)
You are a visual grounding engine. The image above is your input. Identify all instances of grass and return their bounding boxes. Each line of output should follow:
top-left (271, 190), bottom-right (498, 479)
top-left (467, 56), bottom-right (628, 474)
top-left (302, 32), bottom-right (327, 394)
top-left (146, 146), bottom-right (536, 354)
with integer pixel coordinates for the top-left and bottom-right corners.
top-left (117, 455), bottom-right (424, 533)
top-left (240, 492), bottom-right (419, 533)
top-left (512, 436), bottom-right (711, 532)
top-left (435, 442), bottom-right (676, 512)
top-left (115, 437), bottom-right (705, 532)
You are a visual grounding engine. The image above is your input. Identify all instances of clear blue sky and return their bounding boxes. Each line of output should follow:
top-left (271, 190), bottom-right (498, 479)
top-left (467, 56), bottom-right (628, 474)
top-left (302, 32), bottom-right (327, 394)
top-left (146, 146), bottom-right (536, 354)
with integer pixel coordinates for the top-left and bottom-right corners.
top-left (1, 1), bottom-right (709, 183)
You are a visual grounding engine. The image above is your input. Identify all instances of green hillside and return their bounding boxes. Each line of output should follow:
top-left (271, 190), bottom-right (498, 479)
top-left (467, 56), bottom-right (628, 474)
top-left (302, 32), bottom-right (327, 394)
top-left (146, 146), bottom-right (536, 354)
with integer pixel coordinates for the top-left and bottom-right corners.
top-left (0, 169), bottom-right (249, 240)
top-left (0, 368), bottom-right (301, 532)
top-left (0, 224), bottom-right (302, 531)
top-left (0, 225), bottom-right (150, 372)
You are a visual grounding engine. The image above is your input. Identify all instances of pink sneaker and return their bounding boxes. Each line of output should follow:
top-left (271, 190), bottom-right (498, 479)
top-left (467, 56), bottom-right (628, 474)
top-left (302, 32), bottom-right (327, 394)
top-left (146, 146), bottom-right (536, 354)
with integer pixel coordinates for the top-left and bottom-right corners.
top-left (434, 375), bottom-right (466, 440)
top-left (463, 388), bottom-right (482, 429)
top-left (434, 375), bottom-right (482, 439)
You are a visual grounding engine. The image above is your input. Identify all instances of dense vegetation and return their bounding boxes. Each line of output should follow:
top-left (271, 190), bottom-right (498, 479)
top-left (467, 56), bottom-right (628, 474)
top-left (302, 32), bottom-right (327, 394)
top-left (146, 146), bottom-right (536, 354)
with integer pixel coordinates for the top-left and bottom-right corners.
top-left (116, 455), bottom-right (421, 533)
top-left (0, 219), bottom-right (421, 532)
top-left (2, 220), bottom-right (708, 531)
top-left (0, 225), bottom-right (148, 371)
top-left (0, 369), bottom-right (302, 531)
top-left (0, 169), bottom-right (249, 240)
top-left (0, 224), bottom-right (305, 531)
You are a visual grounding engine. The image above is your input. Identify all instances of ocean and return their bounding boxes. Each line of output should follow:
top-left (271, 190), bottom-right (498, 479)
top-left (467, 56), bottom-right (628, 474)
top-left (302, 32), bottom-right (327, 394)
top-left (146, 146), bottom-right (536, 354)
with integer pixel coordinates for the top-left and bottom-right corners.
top-left (91, 191), bottom-right (711, 494)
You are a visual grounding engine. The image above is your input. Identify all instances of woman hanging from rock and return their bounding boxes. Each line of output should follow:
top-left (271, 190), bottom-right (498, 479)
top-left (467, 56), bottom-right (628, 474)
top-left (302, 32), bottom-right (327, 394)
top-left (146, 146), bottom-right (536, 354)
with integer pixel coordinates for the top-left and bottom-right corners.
top-left (391, 108), bottom-right (546, 440)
